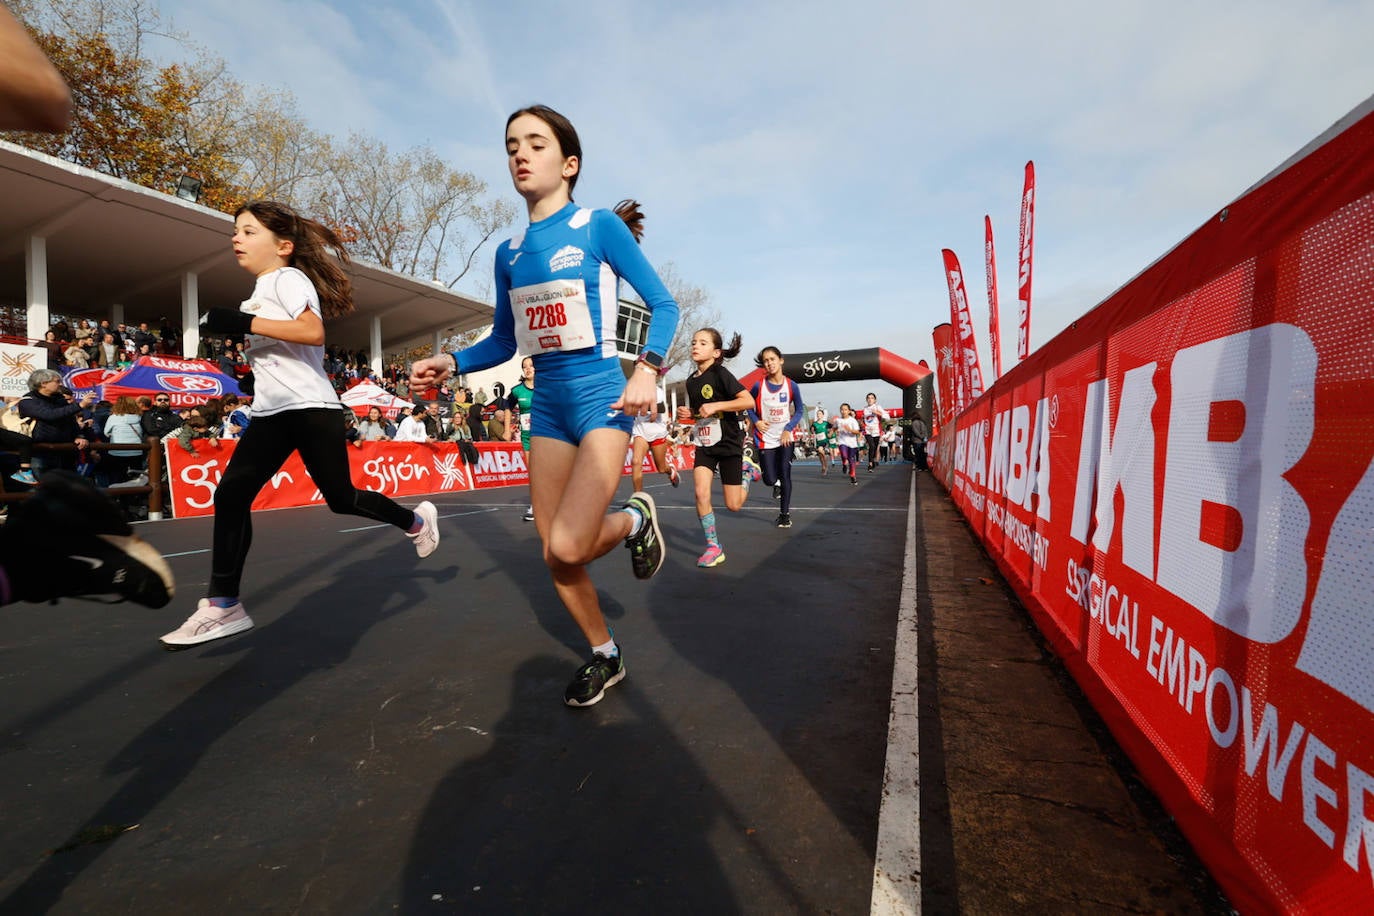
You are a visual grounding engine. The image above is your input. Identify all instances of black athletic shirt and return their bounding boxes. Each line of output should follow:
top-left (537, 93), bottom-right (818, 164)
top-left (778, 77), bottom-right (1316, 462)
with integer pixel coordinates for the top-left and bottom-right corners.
top-left (685, 362), bottom-right (746, 455)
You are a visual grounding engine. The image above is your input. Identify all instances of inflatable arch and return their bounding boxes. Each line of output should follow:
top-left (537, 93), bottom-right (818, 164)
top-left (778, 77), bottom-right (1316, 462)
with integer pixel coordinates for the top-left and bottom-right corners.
top-left (736, 347), bottom-right (934, 437)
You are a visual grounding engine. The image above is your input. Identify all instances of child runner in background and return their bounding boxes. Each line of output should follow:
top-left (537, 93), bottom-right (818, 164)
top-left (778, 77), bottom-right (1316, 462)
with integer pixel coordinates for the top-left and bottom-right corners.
top-left (747, 346), bottom-right (804, 528)
top-left (811, 405), bottom-right (831, 476)
top-left (835, 402), bottom-right (862, 486)
top-left (159, 200), bottom-right (439, 649)
top-left (861, 391), bottom-right (889, 472)
top-left (677, 328), bottom-right (753, 567)
top-left (409, 104), bottom-right (678, 707)
top-left (629, 380), bottom-right (680, 493)
top-left (508, 355), bottom-right (536, 521)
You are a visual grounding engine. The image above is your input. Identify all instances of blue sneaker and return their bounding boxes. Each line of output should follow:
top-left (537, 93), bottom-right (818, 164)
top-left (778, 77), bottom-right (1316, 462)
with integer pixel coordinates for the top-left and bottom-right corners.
top-left (9, 469), bottom-right (37, 486)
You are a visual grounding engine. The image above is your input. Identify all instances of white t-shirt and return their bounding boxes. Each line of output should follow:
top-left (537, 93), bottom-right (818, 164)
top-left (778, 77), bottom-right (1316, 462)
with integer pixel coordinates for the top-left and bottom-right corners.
top-left (395, 414), bottom-right (428, 442)
top-left (836, 416), bottom-right (861, 448)
top-left (240, 267), bottom-right (341, 417)
top-left (862, 404), bottom-right (889, 436)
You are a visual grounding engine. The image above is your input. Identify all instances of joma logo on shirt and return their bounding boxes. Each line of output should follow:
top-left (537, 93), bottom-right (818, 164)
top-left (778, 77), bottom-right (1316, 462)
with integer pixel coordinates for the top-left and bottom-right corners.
top-left (550, 245), bottom-right (584, 272)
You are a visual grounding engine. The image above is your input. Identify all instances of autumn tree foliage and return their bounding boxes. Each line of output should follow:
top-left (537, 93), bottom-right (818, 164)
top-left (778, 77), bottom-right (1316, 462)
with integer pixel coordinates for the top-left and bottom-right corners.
top-left (3, 0), bottom-right (512, 289)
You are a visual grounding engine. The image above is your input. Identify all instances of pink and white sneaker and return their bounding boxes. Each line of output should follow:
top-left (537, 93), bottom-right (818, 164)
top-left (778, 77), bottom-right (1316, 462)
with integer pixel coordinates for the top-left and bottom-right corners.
top-left (160, 598), bottom-right (253, 650)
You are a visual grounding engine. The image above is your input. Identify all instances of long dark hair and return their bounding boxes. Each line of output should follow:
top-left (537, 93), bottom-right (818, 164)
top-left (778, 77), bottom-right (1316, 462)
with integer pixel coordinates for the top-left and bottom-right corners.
top-left (235, 200), bottom-right (354, 319)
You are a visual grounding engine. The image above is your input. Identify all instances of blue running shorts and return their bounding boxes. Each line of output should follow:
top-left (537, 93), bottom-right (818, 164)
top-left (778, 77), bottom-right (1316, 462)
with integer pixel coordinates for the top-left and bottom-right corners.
top-left (531, 364), bottom-right (634, 445)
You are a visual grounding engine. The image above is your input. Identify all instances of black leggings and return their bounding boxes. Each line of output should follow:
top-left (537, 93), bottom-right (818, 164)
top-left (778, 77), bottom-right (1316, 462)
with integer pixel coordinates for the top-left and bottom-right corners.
top-left (0, 428), bottom-right (33, 465)
top-left (865, 435), bottom-right (881, 469)
top-left (758, 445), bottom-right (794, 512)
top-left (210, 408), bottom-right (415, 597)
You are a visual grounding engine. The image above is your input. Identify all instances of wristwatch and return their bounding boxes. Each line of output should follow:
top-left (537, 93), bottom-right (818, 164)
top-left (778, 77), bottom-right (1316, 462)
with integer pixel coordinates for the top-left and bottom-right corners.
top-left (636, 350), bottom-right (664, 374)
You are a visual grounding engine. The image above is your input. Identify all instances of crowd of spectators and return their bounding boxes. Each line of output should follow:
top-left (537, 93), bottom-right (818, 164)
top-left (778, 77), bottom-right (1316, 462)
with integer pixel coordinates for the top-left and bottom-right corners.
top-left (31, 316), bottom-right (184, 371)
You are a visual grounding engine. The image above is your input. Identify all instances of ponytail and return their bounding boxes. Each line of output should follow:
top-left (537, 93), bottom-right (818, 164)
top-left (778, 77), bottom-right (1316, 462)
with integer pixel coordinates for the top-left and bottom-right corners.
top-left (700, 327), bottom-right (743, 361)
top-left (613, 198), bottom-right (645, 243)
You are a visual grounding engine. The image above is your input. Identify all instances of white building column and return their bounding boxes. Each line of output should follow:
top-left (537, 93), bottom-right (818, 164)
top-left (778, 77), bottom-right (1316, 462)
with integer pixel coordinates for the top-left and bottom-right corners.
top-left (181, 272), bottom-right (199, 358)
top-left (370, 316), bottom-right (383, 378)
top-left (24, 236), bottom-right (49, 343)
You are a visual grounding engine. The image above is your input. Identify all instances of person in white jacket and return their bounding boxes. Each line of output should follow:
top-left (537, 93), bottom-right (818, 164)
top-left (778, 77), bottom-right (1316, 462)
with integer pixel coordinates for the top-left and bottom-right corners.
top-left (394, 405), bottom-right (430, 442)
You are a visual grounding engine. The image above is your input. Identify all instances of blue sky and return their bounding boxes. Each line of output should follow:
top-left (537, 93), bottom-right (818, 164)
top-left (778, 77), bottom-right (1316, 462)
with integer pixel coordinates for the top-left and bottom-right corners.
top-left (159, 0), bottom-right (1374, 411)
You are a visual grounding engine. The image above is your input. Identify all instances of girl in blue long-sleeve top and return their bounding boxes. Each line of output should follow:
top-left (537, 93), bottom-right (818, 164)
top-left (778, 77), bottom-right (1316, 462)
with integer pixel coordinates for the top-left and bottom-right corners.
top-left (409, 105), bottom-right (679, 708)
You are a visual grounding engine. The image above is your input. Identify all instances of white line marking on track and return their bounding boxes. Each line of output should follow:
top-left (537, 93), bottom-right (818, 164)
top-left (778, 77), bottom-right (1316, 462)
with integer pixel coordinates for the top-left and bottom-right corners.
top-left (161, 549), bottom-right (211, 559)
top-left (871, 471), bottom-right (921, 914)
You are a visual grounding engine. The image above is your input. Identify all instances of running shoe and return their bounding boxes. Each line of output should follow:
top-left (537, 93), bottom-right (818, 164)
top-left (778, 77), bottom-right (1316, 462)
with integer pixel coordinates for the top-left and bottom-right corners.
top-left (851, 476), bottom-right (859, 486)
top-left (697, 544), bottom-right (725, 567)
top-left (564, 651), bottom-right (626, 707)
top-left (0, 469), bottom-right (174, 607)
top-left (622, 491), bottom-right (664, 580)
top-left (160, 598), bottom-right (253, 649)
top-left (9, 468), bottom-right (37, 486)
top-left (668, 467), bottom-right (680, 488)
top-left (524, 505), bottom-right (534, 522)
top-left (409, 501), bottom-right (439, 558)
top-left (744, 455), bottom-right (762, 482)
top-left (772, 482), bottom-right (781, 500)
top-left (776, 512), bottom-right (792, 528)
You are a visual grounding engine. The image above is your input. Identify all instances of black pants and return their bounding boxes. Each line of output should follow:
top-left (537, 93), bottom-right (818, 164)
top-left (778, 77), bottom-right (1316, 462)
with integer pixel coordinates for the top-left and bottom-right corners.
top-left (865, 435), bottom-right (881, 469)
top-left (758, 445), bottom-right (794, 513)
top-left (0, 428), bottom-right (33, 466)
top-left (211, 408), bottom-right (415, 597)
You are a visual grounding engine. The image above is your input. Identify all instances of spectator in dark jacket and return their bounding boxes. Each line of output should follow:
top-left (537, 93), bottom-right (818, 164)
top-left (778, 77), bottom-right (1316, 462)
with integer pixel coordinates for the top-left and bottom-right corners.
top-left (141, 393), bottom-right (182, 439)
top-left (17, 368), bottom-right (95, 474)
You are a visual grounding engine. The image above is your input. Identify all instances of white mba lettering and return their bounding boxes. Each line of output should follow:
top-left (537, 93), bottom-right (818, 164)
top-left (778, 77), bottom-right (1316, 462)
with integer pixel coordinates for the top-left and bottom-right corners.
top-left (952, 396), bottom-right (1051, 521)
top-left (1068, 324), bottom-right (1314, 645)
top-left (477, 449), bottom-right (528, 475)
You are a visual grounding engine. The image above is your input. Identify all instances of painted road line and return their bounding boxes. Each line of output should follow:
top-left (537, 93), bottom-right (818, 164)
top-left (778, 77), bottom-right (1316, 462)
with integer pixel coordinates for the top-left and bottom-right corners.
top-left (871, 471), bottom-right (921, 914)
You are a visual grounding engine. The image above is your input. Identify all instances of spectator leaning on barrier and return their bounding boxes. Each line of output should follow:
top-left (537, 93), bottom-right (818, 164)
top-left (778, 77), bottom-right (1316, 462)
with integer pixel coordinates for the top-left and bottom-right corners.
top-left (354, 405), bottom-right (393, 444)
top-left (103, 395), bottom-right (147, 482)
top-left (220, 394), bottom-right (251, 439)
top-left (394, 405), bottom-right (429, 442)
top-left (17, 368), bottom-right (95, 475)
top-left (141, 393), bottom-right (182, 440)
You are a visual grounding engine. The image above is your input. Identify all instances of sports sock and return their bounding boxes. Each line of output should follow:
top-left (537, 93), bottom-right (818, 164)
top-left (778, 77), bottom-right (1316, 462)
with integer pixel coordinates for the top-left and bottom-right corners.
top-left (700, 511), bottom-right (719, 547)
top-left (208, 596), bottom-right (238, 609)
top-left (591, 636), bottom-right (619, 658)
top-left (620, 505), bottom-right (645, 537)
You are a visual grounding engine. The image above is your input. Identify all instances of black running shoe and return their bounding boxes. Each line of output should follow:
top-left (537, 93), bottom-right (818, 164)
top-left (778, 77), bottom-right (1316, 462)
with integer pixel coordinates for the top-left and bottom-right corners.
top-left (0, 470), bottom-right (174, 607)
top-left (622, 491), bottom-right (664, 580)
top-left (564, 652), bottom-right (626, 707)
top-left (772, 482), bottom-right (781, 500)
top-left (775, 512), bottom-right (792, 528)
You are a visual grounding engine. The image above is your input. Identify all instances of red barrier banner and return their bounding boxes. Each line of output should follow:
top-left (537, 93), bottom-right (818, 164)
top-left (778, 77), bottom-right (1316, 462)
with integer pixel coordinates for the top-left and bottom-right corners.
top-left (933, 105), bottom-right (1374, 912)
top-left (165, 439), bottom-right (695, 519)
top-left (984, 214), bottom-right (1003, 381)
top-left (1016, 160), bottom-right (1035, 362)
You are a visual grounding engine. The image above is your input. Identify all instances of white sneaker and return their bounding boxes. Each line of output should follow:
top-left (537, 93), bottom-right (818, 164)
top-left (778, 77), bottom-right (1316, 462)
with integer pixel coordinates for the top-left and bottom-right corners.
top-left (409, 501), bottom-right (439, 558)
top-left (523, 505), bottom-right (534, 522)
top-left (160, 598), bottom-right (253, 650)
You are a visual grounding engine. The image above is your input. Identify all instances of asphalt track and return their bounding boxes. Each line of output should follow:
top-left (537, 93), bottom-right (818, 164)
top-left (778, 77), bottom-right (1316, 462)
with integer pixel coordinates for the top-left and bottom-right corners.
top-left (0, 463), bottom-right (1228, 914)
